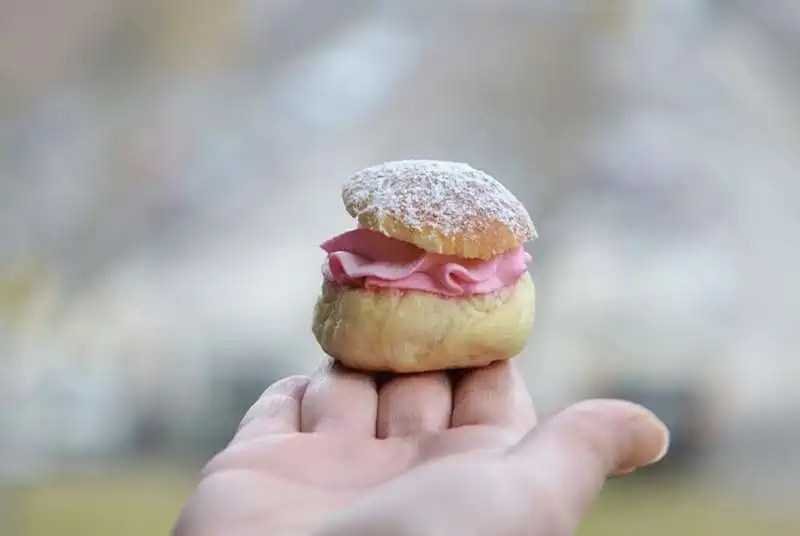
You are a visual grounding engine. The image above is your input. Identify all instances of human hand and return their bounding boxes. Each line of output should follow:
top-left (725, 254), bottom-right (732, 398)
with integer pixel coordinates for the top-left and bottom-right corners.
top-left (173, 359), bottom-right (669, 536)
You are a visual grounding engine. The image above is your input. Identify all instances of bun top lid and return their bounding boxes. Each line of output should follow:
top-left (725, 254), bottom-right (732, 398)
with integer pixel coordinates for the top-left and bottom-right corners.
top-left (341, 160), bottom-right (537, 260)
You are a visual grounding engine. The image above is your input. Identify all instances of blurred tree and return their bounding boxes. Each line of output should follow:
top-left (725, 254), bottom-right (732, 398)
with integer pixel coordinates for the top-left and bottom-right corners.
top-left (0, 260), bottom-right (54, 329)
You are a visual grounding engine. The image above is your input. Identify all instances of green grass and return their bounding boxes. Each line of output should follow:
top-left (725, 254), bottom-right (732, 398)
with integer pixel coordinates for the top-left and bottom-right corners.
top-left (583, 479), bottom-right (798, 536)
top-left (3, 470), bottom-right (798, 535)
top-left (5, 468), bottom-right (197, 536)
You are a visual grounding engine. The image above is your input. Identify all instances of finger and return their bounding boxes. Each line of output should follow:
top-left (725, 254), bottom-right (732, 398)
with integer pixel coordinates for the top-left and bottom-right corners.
top-left (451, 361), bottom-right (537, 435)
top-left (377, 372), bottom-right (452, 439)
top-left (508, 399), bottom-right (670, 532)
top-left (231, 375), bottom-right (310, 443)
top-left (300, 359), bottom-right (379, 436)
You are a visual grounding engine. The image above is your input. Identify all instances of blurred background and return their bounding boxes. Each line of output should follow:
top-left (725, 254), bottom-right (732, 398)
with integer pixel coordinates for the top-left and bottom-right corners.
top-left (1, 0), bottom-right (800, 534)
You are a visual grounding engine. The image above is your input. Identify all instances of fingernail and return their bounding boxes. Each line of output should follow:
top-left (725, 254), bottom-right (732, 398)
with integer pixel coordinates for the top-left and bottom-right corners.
top-left (615, 408), bottom-right (671, 475)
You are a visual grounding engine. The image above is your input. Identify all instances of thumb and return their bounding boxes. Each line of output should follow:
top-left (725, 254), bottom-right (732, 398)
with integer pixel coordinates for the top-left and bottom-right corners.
top-left (508, 399), bottom-right (670, 532)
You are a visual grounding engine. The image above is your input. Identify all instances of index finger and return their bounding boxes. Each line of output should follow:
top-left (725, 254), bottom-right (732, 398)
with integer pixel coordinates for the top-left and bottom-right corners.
top-left (300, 359), bottom-right (379, 436)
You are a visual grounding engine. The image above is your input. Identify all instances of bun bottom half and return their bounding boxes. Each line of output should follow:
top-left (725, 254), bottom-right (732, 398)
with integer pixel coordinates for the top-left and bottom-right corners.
top-left (312, 273), bottom-right (535, 373)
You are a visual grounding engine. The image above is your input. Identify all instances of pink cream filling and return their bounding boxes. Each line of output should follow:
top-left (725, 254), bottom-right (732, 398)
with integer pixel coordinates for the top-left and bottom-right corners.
top-left (321, 228), bottom-right (531, 297)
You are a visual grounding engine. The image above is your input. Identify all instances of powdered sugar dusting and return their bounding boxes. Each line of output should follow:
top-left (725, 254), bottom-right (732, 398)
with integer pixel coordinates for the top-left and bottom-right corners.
top-left (342, 160), bottom-right (537, 240)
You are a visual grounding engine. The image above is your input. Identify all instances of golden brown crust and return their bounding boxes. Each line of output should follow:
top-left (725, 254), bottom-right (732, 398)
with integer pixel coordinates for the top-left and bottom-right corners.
top-left (312, 273), bottom-right (535, 373)
top-left (342, 160), bottom-right (536, 260)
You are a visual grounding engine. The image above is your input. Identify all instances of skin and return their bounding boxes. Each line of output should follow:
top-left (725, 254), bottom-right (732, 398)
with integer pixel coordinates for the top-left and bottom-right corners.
top-left (173, 359), bottom-right (670, 536)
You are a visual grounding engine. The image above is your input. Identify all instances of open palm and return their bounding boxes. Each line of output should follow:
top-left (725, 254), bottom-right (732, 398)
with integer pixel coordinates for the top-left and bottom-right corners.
top-left (174, 359), bottom-right (536, 534)
top-left (174, 359), bottom-right (668, 536)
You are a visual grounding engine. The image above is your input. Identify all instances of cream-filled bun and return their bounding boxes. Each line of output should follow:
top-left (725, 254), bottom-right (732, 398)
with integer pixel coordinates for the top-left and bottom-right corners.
top-left (312, 160), bottom-right (537, 373)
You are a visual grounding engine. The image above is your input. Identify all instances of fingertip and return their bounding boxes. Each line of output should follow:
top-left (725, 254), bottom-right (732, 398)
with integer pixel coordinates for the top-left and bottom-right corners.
top-left (377, 372), bottom-right (452, 438)
top-left (300, 358), bottom-right (379, 435)
top-left (451, 360), bottom-right (536, 433)
top-left (567, 399), bottom-right (670, 474)
top-left (625, 404), bottom-right (671, 472)
top-left (233, 375), bottom-right (311, 441)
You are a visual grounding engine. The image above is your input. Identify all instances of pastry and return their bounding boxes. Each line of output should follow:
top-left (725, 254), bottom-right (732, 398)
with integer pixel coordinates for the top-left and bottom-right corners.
top-left (312, 159), bottom-right (537, 373)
